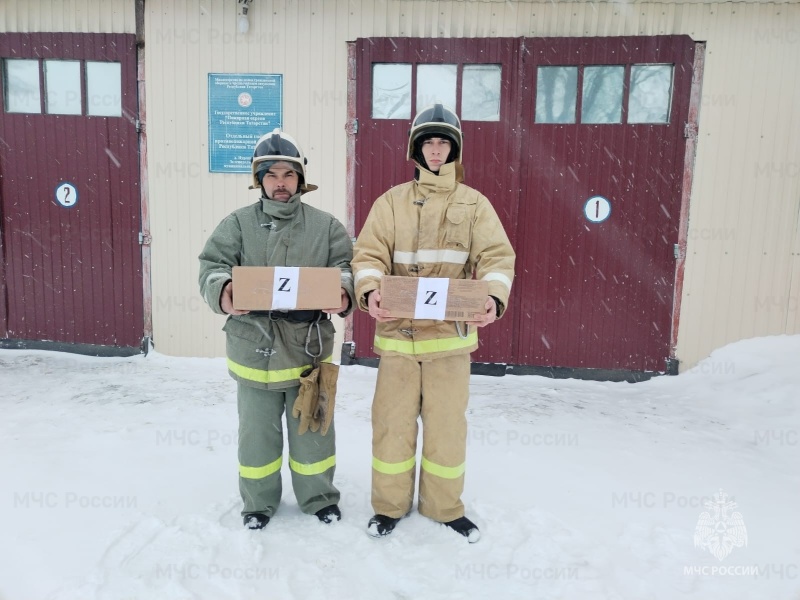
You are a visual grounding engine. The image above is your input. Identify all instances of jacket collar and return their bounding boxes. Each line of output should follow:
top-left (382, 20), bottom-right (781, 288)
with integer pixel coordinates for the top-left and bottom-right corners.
top-left (414, 161), bottom-right (461, 195)
top-left (260, 192), bottom-right (302, 220)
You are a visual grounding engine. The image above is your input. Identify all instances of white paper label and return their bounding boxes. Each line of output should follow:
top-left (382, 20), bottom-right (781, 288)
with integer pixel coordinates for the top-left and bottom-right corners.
top-left (584, 195), bottom-right (611, 223)
top-left (271, 266), bottom-right (300, 310)
top-left (55, 182), bottom-right (78, 207)
top-left (414, 277), bottom-right (449, 320)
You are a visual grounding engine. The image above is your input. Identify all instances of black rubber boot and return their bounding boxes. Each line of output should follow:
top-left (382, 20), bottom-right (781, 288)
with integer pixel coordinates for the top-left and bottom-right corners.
top-left (315, 504), bottom-right (342, 524)
top-left (243, 513), bottom-right (270, 530)
top-left (367, 514), bottom-right (402, 538)
top-left (444, 516), bottom-right (481, 543)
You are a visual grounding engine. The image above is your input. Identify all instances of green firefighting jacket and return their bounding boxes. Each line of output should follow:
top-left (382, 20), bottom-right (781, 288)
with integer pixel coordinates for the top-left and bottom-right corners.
top-left (352, 161), bottom-right (515, 361)
top-left (199, 193), bottom-right (354, 389)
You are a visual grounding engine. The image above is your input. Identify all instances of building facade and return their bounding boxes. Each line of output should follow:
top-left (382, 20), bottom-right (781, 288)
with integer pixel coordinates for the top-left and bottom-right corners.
top-left (1, 0), bottom-right (798, 375)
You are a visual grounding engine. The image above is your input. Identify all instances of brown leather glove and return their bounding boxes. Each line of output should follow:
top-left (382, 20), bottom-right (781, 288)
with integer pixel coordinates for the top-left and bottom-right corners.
top-left (315, 362), bottom-right (339, 436)
top-left (293, 366), bottom-right (320, 435)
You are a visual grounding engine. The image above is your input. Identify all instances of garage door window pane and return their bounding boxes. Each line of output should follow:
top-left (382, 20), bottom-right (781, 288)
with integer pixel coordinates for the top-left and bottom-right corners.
top-left (629, 64), bottom-right (673, 124)
top-left (372, 63), bottom-right (411, 119)
top-left (416, 64), bottom-right (456, 112)
top-left (87, 61), bottom-right (121, 117)
top-left (4, 59), bottom-right (41, 114)
top-left (45, 60), bottom-right (82, 115)
top-left (535, 66), bottom-right (576, 124)
top-left (582, 66), bottom-right (624, 124)
top-left (462, 64), bottom-right (501, 121)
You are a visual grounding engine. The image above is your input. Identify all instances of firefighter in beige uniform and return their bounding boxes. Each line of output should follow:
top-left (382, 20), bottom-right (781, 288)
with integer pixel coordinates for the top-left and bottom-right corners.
top-left (352, 104), bottom-right (515, 542)
top-left (199, 130), bottom-right (354, 530)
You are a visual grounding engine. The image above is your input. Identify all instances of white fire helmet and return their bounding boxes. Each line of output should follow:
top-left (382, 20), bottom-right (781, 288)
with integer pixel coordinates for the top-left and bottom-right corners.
top-left (250, 128), bottom-right (318, 194)
top-left (406, 103), bottom-right (463, 165)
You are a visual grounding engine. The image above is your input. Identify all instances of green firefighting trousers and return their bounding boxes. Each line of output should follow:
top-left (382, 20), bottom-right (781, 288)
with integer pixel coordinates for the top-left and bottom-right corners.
top-left (371, 353), bottom-right (471, 522)
top-left (237, 383), bottom-right (339, 517)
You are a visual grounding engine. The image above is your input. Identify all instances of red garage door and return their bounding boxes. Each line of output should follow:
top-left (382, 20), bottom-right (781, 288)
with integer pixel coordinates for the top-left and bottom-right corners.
top-left (351, 35), bottom-right (699, 376)
top-left (516, 36), bottom-right (697, 373)
top-left (0, 33), bottom-right (144, 353)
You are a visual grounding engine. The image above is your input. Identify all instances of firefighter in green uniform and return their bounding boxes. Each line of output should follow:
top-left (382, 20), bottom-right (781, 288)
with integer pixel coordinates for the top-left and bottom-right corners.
top-left (199, 129), bottom-right (355, 530)
top-left (352, 104), bottom-right (516, 542)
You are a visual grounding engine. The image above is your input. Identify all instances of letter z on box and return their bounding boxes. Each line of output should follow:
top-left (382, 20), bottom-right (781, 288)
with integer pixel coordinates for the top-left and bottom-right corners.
top-left (232, 266), bottom-right (341, 311)
top-left (380, 276), bottom-right (487, 320)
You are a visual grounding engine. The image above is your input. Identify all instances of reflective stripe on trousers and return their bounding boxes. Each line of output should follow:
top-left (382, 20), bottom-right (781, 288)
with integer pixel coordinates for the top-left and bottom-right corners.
top-left (241, 454), bottom-right (336, 479)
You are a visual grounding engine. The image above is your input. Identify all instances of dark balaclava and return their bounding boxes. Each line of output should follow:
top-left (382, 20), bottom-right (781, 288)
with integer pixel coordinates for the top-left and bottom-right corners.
top-left (255, 160), bottom-right (305, 192)
top-left (412, 131), bottom-right (460, 170)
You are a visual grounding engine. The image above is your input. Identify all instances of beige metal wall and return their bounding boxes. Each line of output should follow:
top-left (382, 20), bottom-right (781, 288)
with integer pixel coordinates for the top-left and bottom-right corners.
top-left (144, 0), bottom-right (355, 357)
top-left (8, 0), bottom-right (793, 370)
top-left (672, 1), bottom-right (800, 370)
top-left (0, 0), bottom-right (135, 33)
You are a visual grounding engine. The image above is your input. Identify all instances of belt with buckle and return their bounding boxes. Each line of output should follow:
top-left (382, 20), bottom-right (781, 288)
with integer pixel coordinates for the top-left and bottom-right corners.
top-left (250, 310), bottom-right (328, 323)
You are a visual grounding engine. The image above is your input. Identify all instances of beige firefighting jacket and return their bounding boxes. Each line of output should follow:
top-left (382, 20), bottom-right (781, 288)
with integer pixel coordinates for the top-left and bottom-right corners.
top-left (352, 161), bottom-right (515, 361)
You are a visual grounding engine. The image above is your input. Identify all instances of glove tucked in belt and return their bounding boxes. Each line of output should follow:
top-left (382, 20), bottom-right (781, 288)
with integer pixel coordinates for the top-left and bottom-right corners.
top-left (293, 366), bottom-right (321, 434)
top-left (292, 363), bottom-right (338, 436)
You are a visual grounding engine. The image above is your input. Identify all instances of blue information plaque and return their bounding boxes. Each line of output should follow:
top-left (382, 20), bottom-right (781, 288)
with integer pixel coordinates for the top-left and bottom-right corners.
top-left (208, 73), bottom-right (283, 173)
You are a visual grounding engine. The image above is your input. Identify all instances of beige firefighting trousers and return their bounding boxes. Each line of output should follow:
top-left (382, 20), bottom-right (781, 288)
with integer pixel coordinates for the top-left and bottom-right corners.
top-left (371, 353), bottom-right (471, 522)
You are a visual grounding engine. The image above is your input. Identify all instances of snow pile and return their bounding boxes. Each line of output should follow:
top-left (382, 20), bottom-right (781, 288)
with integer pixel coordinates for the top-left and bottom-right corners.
top-left (1, 335), bottom-right (798, 599)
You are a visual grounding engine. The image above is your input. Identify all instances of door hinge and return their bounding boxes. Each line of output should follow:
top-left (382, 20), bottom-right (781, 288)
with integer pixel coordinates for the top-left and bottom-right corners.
top-left (674, 243), bottom-right (680, 259)
top-left (135, 119), bottom-right (145, 133)
top-left (683, 122), bottom-right (697, 139)
top-left (346, 118), bottom-right (358, 135)
top-left (139, 232), bottom-right (152, 245)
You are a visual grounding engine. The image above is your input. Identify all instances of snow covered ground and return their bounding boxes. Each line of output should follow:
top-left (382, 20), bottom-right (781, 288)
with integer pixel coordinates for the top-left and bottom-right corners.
top-left (1, 335), bottom-right (798, 600)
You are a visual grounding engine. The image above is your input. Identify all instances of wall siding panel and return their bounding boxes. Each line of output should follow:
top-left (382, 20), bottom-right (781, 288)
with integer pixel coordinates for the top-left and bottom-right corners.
top-left (0, 0), bottom-right (135, 33)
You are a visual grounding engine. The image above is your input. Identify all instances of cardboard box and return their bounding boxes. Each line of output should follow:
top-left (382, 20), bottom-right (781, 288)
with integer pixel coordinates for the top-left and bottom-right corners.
top-left (232, 266), bottom-right (342, 311)
top-left (380, 276), bottom-right (488, 321)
